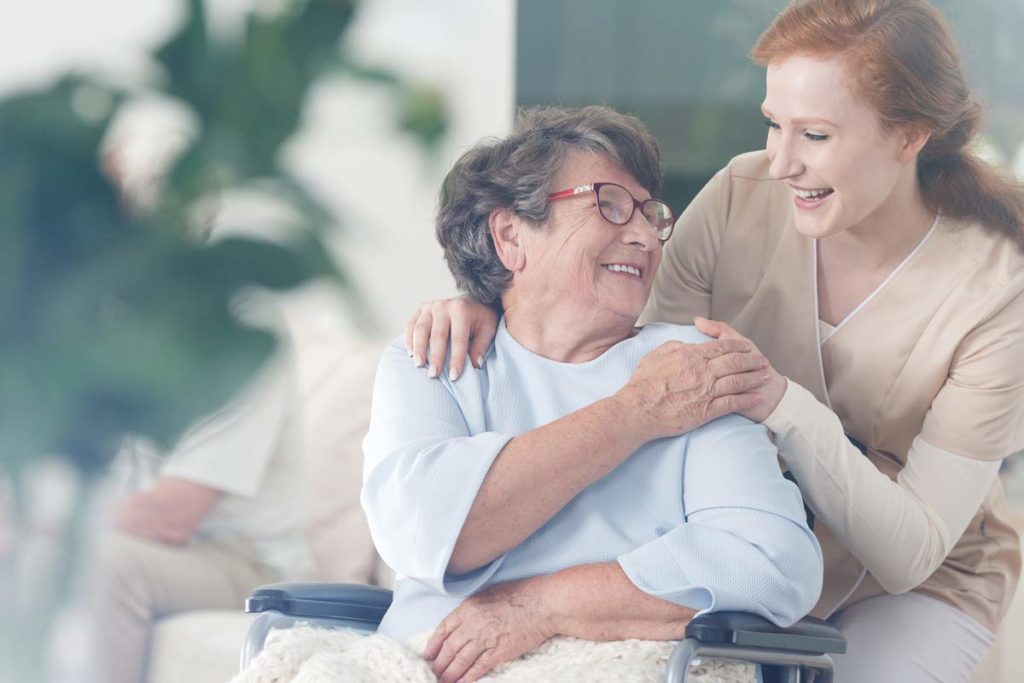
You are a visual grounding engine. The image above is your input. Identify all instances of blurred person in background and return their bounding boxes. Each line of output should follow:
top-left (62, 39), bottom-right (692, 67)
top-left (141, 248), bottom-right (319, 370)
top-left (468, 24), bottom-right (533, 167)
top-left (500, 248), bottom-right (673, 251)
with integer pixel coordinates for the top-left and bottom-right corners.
top-left (90, 328), bottom-right (312, 683)
top-left (404, 1), bottom-right (1024, 680)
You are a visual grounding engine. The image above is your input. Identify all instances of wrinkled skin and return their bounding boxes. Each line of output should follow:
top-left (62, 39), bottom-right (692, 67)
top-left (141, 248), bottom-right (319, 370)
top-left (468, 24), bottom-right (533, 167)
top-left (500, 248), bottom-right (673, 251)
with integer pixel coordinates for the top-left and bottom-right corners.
top-left (423, 579), bottom-right (553, 683)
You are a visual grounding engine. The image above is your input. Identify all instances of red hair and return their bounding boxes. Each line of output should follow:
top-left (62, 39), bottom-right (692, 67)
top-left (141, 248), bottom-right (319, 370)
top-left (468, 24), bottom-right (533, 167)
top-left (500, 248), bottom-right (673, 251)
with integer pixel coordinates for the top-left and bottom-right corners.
top-left (752, 0), bottom-right (1024, 247)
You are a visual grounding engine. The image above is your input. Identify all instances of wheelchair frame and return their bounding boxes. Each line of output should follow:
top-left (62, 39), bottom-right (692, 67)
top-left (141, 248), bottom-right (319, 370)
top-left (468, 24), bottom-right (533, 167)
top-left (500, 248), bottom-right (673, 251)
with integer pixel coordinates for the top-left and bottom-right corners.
top-left (242, 582), bottom-right (846, 683)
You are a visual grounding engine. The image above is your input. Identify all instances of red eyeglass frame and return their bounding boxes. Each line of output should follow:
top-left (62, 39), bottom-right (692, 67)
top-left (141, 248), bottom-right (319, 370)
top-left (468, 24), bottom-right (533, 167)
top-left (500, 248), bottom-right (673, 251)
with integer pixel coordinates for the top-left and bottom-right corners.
top-left (546, 182), bottom-right (675, 242)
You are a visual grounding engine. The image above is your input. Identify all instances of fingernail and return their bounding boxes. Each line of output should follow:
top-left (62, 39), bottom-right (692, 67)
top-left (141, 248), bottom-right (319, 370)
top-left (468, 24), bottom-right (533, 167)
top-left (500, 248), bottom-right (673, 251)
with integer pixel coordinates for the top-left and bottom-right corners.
top-left (413, 354), bottom-right (424, 367)
top-left (476, 355), bottom-right (484, 368)
top-left (449, 367), bottom-right (458, 381)
top-left (428, 365), bottom-right (438, 378)
top-left (762, 372), bottom-right (771, 381)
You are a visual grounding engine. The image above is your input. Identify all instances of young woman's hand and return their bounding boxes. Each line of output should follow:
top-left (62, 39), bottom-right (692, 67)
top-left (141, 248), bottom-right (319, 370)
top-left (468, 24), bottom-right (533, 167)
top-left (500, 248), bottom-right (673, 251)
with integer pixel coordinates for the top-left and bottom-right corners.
top-left (693, 317), bottom-right (788, 423)
top-left (614, 334), bottom-right (771, 441)
top-left (423, 577), bottom-right (553, 683)
top-left (405, 296), bottom-right (499, 380)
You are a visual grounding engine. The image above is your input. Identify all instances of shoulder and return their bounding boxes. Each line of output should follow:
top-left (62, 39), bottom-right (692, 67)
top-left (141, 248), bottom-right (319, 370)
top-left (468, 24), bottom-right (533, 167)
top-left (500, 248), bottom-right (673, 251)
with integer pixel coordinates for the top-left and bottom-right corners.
top-left (689, 151), bottom-right (780, 205)
top-left (931, 217), bottom-right (1024, 329)
top-left (692, 151), bottom-right (791, 246)
top-left (724, 149), bottom-right (774, 181)
top-left (937, 216), bottom-right (1024, 290)
top-left (378, 335), bottom-right (412, 368)
top-left (635, 322), bottom-right (712, 347)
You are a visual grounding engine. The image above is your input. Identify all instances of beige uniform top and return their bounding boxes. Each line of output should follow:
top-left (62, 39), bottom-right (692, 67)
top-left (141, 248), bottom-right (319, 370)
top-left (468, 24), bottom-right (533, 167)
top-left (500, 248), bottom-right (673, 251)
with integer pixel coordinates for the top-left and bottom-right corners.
top-left (641, 150), bottom-right (1024, 632)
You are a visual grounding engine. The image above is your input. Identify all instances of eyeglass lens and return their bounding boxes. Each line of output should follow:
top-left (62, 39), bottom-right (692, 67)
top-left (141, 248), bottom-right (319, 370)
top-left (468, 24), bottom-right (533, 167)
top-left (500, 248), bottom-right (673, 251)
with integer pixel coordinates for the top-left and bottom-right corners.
top-left (595, 184), bottom-right (673, 237)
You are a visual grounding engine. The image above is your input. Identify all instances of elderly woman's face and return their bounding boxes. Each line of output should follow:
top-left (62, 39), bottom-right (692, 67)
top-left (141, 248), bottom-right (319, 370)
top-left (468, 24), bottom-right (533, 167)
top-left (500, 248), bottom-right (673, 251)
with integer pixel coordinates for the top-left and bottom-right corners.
top-left (520, 152), bottom-right (662, 323)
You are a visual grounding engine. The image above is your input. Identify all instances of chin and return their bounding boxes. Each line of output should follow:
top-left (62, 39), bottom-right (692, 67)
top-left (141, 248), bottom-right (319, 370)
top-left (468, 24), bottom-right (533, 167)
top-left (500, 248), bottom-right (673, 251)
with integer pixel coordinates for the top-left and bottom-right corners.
top-left (792, 214), bottom-right (841, 240)
top-left (604, 304), bottom-right (644, 324)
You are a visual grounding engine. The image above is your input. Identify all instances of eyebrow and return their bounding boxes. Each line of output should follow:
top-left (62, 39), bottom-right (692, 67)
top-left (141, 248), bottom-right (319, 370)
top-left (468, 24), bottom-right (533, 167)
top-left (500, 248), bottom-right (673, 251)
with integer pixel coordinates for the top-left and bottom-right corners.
top-left (761, 105), bottom-right (838, 128)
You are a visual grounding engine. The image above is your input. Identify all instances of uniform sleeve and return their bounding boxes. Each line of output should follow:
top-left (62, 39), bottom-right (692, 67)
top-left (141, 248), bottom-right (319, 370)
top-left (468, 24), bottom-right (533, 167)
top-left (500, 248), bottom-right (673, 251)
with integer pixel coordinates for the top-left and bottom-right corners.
top-left (161, 350), bottom-right (295, 497)
top-left (361, 340), bottom-right (513, 597)
top-left (640, 166), bottom-right (730, 326)
top-left (921, 286), bottom-right (1024, 460)
top-left (617, 415), bottom-right (823, 627)
top-left (763, 380), bottom-right (1003, 595)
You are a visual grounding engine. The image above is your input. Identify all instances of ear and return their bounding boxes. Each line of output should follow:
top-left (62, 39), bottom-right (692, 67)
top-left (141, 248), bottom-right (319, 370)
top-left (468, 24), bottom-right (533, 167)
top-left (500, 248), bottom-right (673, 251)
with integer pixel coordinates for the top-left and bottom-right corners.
top-left (899, 123), bottom-right (932, 163)
top-left (489, 207), bottom-right (527, 272)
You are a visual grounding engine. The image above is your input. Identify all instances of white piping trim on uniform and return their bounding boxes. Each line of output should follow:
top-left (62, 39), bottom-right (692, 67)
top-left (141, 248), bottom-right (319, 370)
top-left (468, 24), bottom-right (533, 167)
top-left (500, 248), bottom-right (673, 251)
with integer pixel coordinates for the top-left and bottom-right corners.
top-left (819, 214), bottom-right (940, 344)
top-left (811, 243), bottom-right (834, 411)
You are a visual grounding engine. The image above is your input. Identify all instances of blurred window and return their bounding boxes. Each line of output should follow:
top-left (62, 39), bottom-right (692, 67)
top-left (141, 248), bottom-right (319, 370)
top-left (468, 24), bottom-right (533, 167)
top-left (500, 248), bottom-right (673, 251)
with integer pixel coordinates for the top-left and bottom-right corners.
top-left (517, 0), bottom-right (1024, 212)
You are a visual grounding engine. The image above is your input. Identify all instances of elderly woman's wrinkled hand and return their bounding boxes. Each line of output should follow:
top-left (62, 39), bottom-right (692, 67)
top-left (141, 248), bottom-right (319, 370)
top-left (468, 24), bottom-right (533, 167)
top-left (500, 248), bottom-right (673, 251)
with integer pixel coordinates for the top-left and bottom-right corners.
top-left (693, 317), bottom-right (788, 423)
top-left (614, 336), bottom-right (770, 440)
top-left (423, 578), bottom-right (554, 683)
top-left (406, 296), bottom-right (499, 381)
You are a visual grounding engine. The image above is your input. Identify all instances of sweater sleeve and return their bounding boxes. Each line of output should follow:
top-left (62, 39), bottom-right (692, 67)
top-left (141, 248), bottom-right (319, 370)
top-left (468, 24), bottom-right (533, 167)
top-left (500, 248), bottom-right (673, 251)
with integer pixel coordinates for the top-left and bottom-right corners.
top-left (361, 340), bottom-right (513, 596)
top-left (617, 415), bottom-right (823, 626)
top-left (763, 380), bottom-right (1002, 595)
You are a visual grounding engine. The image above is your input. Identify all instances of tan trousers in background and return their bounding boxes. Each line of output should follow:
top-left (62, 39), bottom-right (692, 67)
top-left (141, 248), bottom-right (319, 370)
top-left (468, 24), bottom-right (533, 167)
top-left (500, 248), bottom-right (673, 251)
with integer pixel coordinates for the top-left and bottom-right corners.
top-left (90, 532), bottom-right (278, 683)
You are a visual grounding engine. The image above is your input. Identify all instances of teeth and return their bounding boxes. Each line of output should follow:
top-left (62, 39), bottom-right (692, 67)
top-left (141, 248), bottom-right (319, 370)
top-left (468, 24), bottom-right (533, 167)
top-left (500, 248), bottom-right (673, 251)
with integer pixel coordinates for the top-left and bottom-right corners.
top-left (604, 264), bottom-right (641, 277)
top-left (794, 188), bottom-right (831, 200)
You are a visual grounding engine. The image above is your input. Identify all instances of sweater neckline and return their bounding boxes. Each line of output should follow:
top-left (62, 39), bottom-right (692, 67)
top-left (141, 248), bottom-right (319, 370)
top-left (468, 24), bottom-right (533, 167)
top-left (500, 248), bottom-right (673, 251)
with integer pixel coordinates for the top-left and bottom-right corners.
top-left (496, 316), bottom-right (646, 369)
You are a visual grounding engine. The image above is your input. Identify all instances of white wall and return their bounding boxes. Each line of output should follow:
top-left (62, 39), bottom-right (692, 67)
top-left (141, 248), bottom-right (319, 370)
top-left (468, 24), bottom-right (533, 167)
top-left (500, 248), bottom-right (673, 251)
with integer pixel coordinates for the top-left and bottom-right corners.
top-left (287, 0), bottom-right (516, 336)
top-left (0, 0), bottom-right (516, 338)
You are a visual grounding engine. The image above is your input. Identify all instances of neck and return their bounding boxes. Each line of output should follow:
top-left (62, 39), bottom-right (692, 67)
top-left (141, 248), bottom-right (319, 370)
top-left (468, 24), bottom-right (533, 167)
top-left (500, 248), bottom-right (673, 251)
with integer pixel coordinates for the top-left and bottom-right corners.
top-left (822, 170), bottom-right (935, 270)
top-left (501, 297), bottom-right (638, 363)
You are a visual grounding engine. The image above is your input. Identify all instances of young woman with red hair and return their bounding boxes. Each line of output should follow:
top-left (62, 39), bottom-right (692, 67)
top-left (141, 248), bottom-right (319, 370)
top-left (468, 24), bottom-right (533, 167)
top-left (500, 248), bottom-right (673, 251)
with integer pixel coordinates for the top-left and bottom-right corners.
top-left (405, 1), bottom-right (1024, 678)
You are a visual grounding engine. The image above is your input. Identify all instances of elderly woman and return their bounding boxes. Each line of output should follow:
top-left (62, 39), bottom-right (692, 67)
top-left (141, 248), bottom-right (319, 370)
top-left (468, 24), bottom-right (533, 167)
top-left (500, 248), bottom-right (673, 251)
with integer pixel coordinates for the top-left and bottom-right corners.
top-left (362, 106), bottom-right (822, 683)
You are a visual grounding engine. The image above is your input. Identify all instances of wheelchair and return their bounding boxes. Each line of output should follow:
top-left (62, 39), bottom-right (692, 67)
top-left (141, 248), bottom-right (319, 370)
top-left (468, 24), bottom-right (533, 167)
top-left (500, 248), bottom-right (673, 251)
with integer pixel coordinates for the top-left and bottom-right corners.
top-left (241, 582), bottom-right (846, 682)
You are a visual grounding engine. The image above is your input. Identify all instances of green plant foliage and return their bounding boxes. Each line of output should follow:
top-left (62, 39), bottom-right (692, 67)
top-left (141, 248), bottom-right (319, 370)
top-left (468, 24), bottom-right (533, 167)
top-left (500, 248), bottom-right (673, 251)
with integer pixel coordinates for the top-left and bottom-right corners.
top-left (0, 0), bottom-right (447, 476)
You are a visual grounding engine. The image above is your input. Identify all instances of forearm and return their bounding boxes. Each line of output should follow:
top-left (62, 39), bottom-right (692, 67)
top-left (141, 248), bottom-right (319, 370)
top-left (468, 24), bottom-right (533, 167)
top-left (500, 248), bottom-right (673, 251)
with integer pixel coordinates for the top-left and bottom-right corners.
top-left (450, 396), bottom-right (648, 574)
top-left (764, 381), bottom-right (998, 593)
top-left (539, 562), bottom-right (695, 641)
top-left (115, 477), bottom-right (222, 545)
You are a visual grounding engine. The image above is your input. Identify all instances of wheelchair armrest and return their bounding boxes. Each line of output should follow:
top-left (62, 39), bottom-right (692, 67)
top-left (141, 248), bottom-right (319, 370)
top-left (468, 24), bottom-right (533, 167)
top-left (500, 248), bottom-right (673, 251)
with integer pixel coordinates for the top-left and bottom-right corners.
top-left (246, 582), bottom-right (393, 627)
top-left (241, 583), bottom-right (392, 670)
top-left (685, 611), bottom-right (846, 655)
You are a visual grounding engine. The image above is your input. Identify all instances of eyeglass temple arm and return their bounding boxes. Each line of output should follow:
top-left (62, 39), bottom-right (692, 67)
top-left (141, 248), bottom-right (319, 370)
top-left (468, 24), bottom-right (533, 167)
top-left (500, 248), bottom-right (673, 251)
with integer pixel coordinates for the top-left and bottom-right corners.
top-left (547, 184), bottom-right (595, 200)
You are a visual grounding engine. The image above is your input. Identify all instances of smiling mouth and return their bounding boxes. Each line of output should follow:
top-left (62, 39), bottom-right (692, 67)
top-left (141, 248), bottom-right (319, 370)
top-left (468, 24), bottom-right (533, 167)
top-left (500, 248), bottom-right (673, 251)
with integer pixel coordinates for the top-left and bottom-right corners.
top-left (602, 263), bottom-right (643, 277)
top-left (791, 186), bottom-right (834, 202)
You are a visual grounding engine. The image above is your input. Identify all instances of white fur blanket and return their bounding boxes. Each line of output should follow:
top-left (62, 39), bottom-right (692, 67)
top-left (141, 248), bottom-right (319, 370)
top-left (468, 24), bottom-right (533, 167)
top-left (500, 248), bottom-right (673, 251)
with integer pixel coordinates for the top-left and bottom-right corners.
top-left (231, 625), bottom-right (756, 683)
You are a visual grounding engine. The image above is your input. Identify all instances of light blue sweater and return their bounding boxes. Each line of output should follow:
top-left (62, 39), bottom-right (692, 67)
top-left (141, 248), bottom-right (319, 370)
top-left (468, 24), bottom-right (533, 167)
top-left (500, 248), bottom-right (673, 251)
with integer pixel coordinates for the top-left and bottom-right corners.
top-left (362, 320), bottom-right (823, 642)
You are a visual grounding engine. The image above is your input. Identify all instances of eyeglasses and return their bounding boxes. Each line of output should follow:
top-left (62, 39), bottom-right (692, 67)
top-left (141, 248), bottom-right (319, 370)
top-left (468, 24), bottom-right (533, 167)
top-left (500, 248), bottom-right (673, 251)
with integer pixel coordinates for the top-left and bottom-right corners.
top-left (547, 182), bottom-right (675, 242)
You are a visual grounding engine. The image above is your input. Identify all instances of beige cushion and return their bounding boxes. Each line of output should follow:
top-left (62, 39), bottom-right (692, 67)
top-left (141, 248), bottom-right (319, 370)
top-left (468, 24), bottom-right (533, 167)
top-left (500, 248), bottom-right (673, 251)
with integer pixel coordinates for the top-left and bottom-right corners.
top-left (298, 336), bottom-right (388, 583)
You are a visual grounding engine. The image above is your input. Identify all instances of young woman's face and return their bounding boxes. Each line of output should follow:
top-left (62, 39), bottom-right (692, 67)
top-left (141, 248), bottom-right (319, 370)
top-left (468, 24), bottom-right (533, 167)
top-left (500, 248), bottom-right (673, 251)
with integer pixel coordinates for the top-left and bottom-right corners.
top-left (763, 54), bottom-right (916, 239)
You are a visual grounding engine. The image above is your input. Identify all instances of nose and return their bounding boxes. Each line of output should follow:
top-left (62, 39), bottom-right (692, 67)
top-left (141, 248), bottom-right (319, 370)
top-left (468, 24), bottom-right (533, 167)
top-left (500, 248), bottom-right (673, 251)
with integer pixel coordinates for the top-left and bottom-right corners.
top-left (768, 134), bottom-right (803, 180)
top-left (621, 210), bottom-right (658, 250)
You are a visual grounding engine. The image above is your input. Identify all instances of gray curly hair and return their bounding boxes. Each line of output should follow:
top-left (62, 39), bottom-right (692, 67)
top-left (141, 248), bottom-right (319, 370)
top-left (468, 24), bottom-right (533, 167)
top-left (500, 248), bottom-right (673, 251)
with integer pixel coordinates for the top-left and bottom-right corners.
top-left (436, 105), bottom-right (663, 308)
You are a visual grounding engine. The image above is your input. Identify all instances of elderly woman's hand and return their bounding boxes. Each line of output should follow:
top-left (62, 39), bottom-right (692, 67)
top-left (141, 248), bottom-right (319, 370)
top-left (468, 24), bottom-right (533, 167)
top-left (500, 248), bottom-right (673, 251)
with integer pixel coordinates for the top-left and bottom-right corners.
top-left (405, 296), bottom-right (499, 381)
top-left (614, 333), bottom-right (772, 440)
top-left (423, 577), bottom-right (553, 683)
top-left (694, 317), bottom-right (788, 423)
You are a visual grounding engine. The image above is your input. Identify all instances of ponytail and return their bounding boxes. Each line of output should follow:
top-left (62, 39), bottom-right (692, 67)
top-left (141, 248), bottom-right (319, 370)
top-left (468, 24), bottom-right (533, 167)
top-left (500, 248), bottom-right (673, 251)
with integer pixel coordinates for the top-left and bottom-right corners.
top-left (919, 101), bottom-right (1024, 249)
top-left (919, 153), bottom-right (1024, 250)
